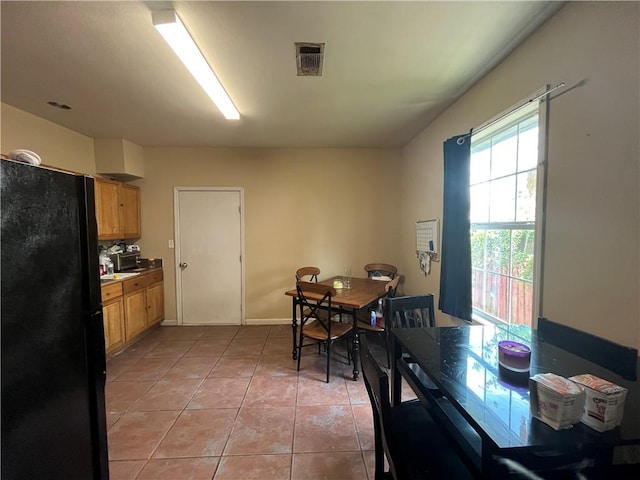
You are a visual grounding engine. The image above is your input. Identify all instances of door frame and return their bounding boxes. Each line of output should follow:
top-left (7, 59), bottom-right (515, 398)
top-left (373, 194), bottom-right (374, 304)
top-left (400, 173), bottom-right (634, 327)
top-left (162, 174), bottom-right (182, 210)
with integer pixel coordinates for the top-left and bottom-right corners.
top-left (173, 186), bottom-right (245, 326)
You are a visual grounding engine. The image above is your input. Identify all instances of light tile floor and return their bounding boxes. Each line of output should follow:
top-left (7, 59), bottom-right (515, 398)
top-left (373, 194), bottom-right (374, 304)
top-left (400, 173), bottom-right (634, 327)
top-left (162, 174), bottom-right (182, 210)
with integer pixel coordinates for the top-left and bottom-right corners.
top-left (106, 325), bottom-right (410, 480)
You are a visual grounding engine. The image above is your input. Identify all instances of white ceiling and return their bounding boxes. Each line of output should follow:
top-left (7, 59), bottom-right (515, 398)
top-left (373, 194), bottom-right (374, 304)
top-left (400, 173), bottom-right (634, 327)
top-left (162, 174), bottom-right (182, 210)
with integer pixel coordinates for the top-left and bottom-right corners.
top-left (1, 1), bottom-right (563, 148)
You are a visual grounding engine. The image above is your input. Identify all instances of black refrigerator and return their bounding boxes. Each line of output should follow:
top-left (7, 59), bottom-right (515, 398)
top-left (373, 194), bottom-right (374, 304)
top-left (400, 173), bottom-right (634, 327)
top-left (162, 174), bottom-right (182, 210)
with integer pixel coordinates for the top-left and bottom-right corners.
top-left (1, 159), bottom-right (109, 479)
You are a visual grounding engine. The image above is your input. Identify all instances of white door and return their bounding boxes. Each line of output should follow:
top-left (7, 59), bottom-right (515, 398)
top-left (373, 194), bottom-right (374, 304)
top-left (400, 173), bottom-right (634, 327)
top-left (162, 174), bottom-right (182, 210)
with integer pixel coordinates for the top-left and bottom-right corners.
top-left (175, 188), bottom-right (243, 325)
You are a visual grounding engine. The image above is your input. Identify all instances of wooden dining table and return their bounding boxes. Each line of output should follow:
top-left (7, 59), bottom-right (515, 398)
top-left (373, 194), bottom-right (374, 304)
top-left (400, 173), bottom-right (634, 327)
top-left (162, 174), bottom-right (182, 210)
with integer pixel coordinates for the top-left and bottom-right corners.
top-left (285, 276), bottom-right (388, 380)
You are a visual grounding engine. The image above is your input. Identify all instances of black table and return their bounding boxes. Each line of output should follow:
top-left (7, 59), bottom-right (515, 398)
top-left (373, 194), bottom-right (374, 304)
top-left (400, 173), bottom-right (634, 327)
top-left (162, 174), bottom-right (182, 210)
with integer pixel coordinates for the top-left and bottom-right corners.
top-left (389, 325), bottom-right (640, 478)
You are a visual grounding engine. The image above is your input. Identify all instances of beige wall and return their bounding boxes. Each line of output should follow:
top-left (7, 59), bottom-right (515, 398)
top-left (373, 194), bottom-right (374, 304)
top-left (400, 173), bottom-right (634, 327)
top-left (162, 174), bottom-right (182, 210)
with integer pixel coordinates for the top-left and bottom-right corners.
top-left (2, 2), bottom-right (638, 347)
top-left (400, 2), bottom-right (640, 348)
top-left (1, 103), bottom-right (96, 175)
top-left (136, 148), bottom-right (402, 322)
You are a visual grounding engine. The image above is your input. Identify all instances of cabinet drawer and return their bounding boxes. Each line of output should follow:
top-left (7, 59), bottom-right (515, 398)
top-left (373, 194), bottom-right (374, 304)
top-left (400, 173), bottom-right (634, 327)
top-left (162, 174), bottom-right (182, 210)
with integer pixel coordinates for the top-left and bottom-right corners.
top-left (101, 282), bottom-right (123, 302)
top-left (147, 270), bottom-right (164, 285)
top-left (123, 276), bottom-right (146, 294)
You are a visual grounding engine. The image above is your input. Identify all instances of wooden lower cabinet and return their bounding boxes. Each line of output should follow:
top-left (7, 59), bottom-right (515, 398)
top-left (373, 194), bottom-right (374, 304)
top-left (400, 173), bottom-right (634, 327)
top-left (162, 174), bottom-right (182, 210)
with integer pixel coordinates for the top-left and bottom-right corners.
top-left (146, 281), bottom-right (164, 325)
top-left (124, 289), bottom-right (148, 340)
top-left (101, 269), bottom-right (164, 353)
top-left (103, 297), bottom-right (125, 353)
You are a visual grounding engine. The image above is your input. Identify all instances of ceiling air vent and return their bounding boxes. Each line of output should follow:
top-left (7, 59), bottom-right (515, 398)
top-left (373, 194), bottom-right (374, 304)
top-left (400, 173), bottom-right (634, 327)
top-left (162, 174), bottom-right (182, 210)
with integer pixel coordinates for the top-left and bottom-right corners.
top-left (295, 43), bottom-right (324, 76)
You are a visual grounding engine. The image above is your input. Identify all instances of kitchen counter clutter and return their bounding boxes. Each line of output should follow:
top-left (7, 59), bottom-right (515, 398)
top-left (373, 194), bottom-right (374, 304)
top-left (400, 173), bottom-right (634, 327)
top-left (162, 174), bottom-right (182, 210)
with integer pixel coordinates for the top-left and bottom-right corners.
top-left (100, 271), bottom-right (140, 282)
top-left (100, 267), bottom-right (164, 354)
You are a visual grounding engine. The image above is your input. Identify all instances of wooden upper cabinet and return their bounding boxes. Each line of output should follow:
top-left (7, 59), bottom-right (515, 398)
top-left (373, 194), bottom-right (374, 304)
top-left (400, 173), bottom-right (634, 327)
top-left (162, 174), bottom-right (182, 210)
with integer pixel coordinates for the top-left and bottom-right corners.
top-left (119, 184), bottom-right (141, 239)
top-left (95, 178), bottom-right (121, 240)
top-left (94, 177), bottom-right (141, 240)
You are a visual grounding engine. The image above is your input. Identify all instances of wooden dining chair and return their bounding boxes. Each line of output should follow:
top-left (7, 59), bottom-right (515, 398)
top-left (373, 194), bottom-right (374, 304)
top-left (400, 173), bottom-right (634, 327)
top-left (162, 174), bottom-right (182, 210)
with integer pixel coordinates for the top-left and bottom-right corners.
top-left (295, 281), bottom-right (352, 383)
top-left (357, 277), bottom-right (400, 331)
top-left (295, 266), bottom-right (320, 282)
top-left (360, 335), bottom-right (474, 480)
top-left (355, 277), bottom-right (400, 367)
top-left (295, 266), bottom-right (323, 327)
top-left (364, 263), bottom-right (397, 280)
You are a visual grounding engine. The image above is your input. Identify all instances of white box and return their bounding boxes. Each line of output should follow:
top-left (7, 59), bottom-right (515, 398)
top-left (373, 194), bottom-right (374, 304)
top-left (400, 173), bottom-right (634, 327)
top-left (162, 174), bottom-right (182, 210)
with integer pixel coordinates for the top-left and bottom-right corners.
top-left (569, 374), bottom-right (628, 432)
top-left (529, 373), bottom-right (586, 430)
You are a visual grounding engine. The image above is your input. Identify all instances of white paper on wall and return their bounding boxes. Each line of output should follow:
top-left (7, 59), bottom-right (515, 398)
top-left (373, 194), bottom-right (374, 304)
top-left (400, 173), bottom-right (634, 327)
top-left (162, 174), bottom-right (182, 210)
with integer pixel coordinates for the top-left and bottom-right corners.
top-left (416, 219), bottom-right (439, 275)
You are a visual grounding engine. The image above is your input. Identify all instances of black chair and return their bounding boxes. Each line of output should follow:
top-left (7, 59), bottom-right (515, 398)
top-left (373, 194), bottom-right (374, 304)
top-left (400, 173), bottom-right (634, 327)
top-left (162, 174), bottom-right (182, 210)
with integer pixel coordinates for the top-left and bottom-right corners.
top-left (295, 281), bottom-right (352, 383)
top-left (360, 334), bottom-right (474, 480)
top-left (538, 317), bottom-right (638, 380)
top-left (385, 294), bottom-right (439, 391)
top-left (385, 294), bottom-right (436, 328)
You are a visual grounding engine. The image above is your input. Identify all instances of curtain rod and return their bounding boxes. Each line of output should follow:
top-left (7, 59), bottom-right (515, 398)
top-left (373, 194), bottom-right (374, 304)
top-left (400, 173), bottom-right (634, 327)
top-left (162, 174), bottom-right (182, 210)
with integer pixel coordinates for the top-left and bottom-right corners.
top-left (456, 82), bottom-right (566, 145)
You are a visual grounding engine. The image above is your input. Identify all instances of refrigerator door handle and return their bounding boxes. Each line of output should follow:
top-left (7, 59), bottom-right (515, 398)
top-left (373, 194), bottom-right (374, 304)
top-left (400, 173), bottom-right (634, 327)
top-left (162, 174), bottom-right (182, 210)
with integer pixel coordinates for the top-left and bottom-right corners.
top-left (85, 309), bottom-right (107, 378)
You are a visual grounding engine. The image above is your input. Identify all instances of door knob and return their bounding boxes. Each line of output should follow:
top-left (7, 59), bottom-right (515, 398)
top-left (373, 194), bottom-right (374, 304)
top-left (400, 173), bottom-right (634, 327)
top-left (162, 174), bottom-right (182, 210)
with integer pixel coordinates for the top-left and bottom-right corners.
top-left (179, 262), bottom-right (188, 268)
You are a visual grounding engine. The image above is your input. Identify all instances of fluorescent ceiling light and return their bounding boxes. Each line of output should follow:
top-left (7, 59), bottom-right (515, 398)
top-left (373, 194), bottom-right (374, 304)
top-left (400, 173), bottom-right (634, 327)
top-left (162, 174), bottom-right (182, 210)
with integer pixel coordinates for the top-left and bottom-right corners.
top-left (153, 9), bottom-right (240, 120)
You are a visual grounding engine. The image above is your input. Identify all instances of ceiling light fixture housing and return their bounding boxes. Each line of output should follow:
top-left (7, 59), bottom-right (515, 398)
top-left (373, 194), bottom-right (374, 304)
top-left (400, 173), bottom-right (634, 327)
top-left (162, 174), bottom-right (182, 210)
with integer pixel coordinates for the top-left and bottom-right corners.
top-left (152, 9), bottom-right (240, 120)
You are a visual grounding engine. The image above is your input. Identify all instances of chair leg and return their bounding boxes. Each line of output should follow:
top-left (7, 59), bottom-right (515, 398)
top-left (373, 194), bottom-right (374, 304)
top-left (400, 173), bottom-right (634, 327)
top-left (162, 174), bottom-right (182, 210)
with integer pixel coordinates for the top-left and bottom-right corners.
top-left (297, 327), bottom-right (304, 372)
top-left (372, 413), bottom-right (385, 480)
top-left (326, 340), bottom-right (331, 383)
top-left (383, 329), bottom-right (390, 369)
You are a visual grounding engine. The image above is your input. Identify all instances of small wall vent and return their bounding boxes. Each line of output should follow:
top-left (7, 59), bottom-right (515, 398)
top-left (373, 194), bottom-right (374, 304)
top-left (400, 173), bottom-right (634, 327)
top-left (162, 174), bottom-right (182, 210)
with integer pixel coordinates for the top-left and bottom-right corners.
top-left (295, 42), bottom-right (324, 76)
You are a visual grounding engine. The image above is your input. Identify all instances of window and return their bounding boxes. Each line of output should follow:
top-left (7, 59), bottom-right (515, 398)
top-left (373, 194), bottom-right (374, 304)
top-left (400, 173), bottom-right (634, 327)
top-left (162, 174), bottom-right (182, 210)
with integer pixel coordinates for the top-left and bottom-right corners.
top-left (469, 101), bottom-right (545, 329)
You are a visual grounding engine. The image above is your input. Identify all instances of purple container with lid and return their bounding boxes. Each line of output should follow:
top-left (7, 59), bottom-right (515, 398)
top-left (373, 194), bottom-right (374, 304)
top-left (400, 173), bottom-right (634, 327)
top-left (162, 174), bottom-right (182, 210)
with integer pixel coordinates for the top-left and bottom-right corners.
top-left (498, 340), bottom-right (531, 372)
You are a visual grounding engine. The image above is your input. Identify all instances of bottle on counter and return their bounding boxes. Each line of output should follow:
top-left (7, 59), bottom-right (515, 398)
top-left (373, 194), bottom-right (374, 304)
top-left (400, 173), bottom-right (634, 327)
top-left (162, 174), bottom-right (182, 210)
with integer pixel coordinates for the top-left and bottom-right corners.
top-left (105, 258), bottom-right (114, 275)
top-left (99, 252), bottom-right (109, 276)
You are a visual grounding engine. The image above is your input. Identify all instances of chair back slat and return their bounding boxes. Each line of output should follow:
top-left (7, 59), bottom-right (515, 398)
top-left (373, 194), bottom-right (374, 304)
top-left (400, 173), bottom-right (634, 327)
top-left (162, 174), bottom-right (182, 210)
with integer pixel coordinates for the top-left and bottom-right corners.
top-left (386, 295), bottom-right (436, 329)
top-left (385, 276), bottom-right (400, 298)
top-left (296, 266), bottom-right (320, 282)
top-left (538, 317), bottom-right (638, 380)
top-left (365, 263), bottom-right (397, 279)
top-left (296, 281), bottom-right (335, 329)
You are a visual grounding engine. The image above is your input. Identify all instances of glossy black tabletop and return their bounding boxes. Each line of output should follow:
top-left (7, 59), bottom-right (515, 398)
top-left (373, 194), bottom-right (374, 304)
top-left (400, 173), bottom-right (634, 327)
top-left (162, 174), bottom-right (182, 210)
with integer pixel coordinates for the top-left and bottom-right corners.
top-left (391, 325), bottom-right (640, 452)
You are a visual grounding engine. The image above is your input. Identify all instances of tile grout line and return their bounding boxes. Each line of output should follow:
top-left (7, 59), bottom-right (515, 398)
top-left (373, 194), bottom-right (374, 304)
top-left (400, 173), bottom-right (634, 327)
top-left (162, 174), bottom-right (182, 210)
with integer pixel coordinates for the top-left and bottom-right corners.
top-left (132, 335), bottom-right (207, 477)
top-left (211, 328), bottom-right (272, 477)
top-left (108, 325), bottom-right (373, 480)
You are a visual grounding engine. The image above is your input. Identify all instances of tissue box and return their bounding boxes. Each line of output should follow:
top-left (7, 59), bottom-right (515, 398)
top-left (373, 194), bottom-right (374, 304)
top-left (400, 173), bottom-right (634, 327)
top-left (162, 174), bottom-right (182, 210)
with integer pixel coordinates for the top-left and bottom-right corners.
top-left (529, 373), bottom-right (586, 430)
top-left (569, 374), bottom-right (627, 432)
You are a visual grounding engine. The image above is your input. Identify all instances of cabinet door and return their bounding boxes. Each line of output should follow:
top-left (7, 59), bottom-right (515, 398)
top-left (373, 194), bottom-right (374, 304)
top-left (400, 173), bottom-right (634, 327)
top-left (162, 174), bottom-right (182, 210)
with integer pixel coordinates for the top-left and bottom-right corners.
top-left (103, 298), bottom-right (125, 353)
top-left (124, 289), bottom-right (147, 340)
top-left (95, 178), bottom-right (121, 240)
top-left (119, 184), bottom-right (141, 239)
top-left (146, 282), bottom-right (165, 325)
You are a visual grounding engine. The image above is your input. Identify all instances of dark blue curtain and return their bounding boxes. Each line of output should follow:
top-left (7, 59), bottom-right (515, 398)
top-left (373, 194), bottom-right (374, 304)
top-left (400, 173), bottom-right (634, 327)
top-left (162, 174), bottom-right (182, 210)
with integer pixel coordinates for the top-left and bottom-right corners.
top-left (438, 133), bottom-right (472, 321)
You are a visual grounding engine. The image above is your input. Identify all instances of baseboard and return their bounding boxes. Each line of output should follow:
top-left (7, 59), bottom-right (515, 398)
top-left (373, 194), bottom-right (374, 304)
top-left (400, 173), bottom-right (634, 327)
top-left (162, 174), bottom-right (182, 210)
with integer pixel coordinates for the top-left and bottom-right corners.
top-left (245, 318), bottom-right (291, 325)
top-left (160, 318), bottom-right (292, 326)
